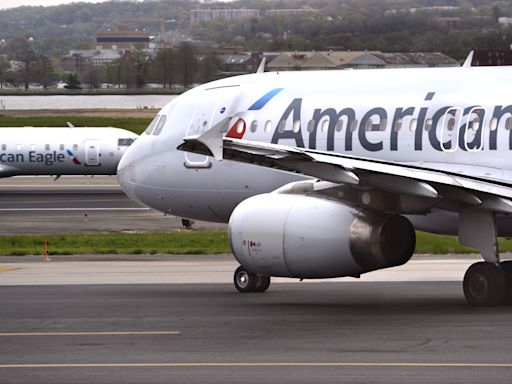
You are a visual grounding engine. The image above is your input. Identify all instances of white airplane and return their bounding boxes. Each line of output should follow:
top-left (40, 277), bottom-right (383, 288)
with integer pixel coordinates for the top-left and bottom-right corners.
top-left (0, 127), bottom-right (138, 177)
top-left (118, 54), bottom-right (512, 306)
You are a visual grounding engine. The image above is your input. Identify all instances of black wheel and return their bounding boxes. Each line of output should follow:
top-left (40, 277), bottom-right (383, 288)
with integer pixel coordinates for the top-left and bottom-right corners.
top-left (234, 266), bottom-right (256, 293)
top-left (500, 260), bottom-right (512, 305)
top-left (463, 262), bottom-right (506, 307)
top-left (254, 275), bottom-right (271, 292)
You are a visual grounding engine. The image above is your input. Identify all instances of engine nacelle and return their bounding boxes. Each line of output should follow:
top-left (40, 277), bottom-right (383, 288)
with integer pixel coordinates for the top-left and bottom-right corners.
top-left (229, 194), bottom-right (415, 278)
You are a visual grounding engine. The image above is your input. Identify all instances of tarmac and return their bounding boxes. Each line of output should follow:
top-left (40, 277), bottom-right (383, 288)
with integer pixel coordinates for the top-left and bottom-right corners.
top-left (1, 176), bottom-right (512, 383)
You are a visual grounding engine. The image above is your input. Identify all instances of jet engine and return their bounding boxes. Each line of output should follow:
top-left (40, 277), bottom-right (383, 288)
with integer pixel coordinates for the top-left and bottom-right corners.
top-left (229, 194), bottom-right (416, 278)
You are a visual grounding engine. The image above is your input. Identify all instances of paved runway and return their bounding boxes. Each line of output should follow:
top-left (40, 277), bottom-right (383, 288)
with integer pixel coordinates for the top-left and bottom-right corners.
top-left (0, 176), bottom-right (226, 234)
top-left (1, 255), bottom-right (512, 383)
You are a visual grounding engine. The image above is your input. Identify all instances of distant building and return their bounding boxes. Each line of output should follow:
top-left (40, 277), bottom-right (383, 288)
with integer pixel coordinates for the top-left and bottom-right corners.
top-left (190, 9), bottom-right (259, 24)
top-left (220, 52), bottom-right (262, 72)
top-left (96, 31), bottom-right (154, 50)
top-left (266, 51), bottom-right (458, 71)
top-left (61, 49), bottom-right (123, 72)
top-left (473, 49), bottom-right (512, 66)
top-left (371, 52), bottom-right (458, 68)
top-left (498, 17), bottom-right (512, 27)
top-left (265, 7), bottom-right (320, 15)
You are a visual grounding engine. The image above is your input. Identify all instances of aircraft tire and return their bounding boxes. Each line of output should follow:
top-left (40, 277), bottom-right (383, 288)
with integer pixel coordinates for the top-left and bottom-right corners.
top-left (254, 275), bottom-right (271, 292)
top-left (463, 262), bottom-right (506, 307)
top-left (234, 266), bottom-right (257, 293)
top-left (500, 261), bottom-right (512, 305)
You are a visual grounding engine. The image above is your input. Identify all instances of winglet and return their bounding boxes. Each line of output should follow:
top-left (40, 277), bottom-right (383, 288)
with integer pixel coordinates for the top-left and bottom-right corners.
top-left (256, 57), bottom-right (266, 74)
top-left (462, 51), bottom-right (474, 68)
top-left (195, 117), bottom-right (230, 161)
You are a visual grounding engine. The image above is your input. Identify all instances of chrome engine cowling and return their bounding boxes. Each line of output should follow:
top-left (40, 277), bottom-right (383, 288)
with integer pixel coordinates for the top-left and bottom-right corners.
top-left (229, 194), bottom-right (415, 278)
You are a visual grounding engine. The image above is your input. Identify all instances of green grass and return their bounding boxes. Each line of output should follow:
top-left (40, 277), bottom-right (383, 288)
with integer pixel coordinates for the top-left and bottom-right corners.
top-left (416, 232), bottom-right (512, 254)
top-left (0, 232), bottom-right (230, 256)
top-left (1, 231), bottom-right (512, 256)
top-left (0, 116), bottom-right (152, 135)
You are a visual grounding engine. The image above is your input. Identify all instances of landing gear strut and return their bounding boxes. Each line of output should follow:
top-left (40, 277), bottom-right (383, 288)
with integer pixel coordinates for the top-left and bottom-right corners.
top-left (233, 266), bottom-right (271, 293)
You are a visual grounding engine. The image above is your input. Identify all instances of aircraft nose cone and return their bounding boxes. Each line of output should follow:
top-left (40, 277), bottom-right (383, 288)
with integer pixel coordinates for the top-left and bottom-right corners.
top-left (117, 138), bottom-right (144, 201)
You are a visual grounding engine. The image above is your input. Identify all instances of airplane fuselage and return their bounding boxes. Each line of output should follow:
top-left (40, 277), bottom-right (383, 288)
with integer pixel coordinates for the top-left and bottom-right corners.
top-left (118, 66), bottom-right (512, 228)
top-left (0, 127), bottom-right (138, 177)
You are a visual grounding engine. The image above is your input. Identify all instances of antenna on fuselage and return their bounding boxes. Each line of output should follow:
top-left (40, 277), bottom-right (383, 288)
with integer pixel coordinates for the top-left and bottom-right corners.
top-left (66, 122), bottom-right (75, 128)
top-left (462, 51), bottom-right (474, 68)
top-left (256, 57), bottom-right (266, 74)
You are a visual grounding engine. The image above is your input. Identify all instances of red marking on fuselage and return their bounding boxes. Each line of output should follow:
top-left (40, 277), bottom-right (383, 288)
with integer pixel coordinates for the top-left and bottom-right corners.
top-left (226, 118), bottom-right (246, 139)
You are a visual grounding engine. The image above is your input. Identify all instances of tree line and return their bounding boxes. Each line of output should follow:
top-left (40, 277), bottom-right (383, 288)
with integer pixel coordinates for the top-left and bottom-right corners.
top-left (0, 43), bottom-right (223, 90)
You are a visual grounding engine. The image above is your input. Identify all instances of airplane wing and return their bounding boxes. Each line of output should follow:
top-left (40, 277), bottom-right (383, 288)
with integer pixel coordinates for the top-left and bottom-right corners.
top-left (178, 118), bottom-right (512, 215)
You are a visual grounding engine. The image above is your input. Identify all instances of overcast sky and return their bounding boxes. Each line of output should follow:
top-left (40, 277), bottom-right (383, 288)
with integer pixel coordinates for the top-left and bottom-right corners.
top-left (0, 0), bottom-right (109, 10)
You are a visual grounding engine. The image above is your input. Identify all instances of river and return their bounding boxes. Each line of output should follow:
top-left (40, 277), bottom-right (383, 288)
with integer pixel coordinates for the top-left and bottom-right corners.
top-left (0, 95), bottom-right (177, 110)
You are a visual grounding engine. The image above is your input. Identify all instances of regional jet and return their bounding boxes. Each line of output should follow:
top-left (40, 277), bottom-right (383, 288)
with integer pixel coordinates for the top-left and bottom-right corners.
top-left (0, 127), bottom-right (138, 177)
top-left (118, 54), bottom-right (512, 306)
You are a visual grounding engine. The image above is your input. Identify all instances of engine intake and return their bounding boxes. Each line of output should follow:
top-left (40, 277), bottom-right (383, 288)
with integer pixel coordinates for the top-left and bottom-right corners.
top-left (229, 194), bottom-right (415, 278)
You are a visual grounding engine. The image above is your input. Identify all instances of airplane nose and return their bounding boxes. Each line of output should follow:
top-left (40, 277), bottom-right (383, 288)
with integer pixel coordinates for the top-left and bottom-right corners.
top-left (117, 137), bottom-right (145, 201)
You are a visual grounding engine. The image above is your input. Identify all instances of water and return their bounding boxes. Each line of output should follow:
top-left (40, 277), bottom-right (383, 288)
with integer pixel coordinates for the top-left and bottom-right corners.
top-left (0, 95), bottom-right (177, 110)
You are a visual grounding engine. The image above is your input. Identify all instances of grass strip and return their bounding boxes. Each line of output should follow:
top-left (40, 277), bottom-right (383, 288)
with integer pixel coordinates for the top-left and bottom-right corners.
top-left (0, 231), bottom-right (511, 256)
top-left (0, 116), bottom-right (152, 135)
top-left (0, 232), bottom-right (230, 256)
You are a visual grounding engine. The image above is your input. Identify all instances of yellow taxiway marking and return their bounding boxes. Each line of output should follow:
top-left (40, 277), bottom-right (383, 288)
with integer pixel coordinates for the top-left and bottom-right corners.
top-left (0, 268), bottom-right (16, 272)
top-left (0, 362), bottom-right (511, 368)
top-left (0, 331), bottom-right (180, 337)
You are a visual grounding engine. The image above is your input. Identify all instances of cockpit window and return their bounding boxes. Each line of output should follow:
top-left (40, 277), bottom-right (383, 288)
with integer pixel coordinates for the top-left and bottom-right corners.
top-left (153, 115), bottom-right (167, 135)
top-left (118, 138), bottom-right (135, 146)
top-left (145, 115), bottom-right (160, 135)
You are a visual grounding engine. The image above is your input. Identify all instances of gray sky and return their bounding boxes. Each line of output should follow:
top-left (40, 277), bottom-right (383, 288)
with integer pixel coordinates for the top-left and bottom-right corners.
top-left (0, 0), bottom-right (109, 10)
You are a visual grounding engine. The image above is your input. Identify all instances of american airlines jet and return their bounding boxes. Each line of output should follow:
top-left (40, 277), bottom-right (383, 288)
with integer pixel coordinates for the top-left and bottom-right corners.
top-left (0, 127), bottom-right (138, 177)
top-left (118, 54), bottom-right (512, 306)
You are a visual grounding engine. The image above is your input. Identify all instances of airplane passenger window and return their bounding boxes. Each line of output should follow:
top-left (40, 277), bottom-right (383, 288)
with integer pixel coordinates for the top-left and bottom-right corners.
top-left (250, 120), bottom-right (258, 133)
top-left (16, 144), bottom-right (21, 151)
top-left (380, 118), bottom-right (387, 131)
top-left (393, 119), bottom-right (402, 132)
top-left (351, 119), bottom-right (358, 132)
top-left (306, 120), bottom-right (315, 133)
top-left (118, 138), bottom-right (135, 146)
top-left (365, 118), bottom-right (373, 131)
top-left (424, 118), bottom-right (433, 131)
top-left (73, 144), bottom-right (78, 151)
top-left (60, 144), bottom-right (64, 150)
top-left (335, 119), bottom-right (343, 132)
top-left (321, 119), bottom-right (329, 133)
top-left (1, 144), bottom-right (5, 151)
top-left (264, 120), bottom-right (272, 133)
top-left (30, 144), bottom-right (35, 151)
top-left (153, 115), bottom-right (167, 135)
top-left (292, 120), bottom-right (301, 133)
top-left (490, 117), bottom-right (498, 131)
top-left (45, 144), bottom-right (50, 151)
top-left (144, 115), bottom-right (160, 135)
top-left (409, 118), bottom-right (417, 132)
top-left (447, 118), bottom-right (456, 131)
top-left (278, 120), bottom-right (286, 133)
top-left (471, 118), bottom-right (480, 131)
top-left (506, 117), bottom-right (512, 131)
top-left (236, 119), bottom-right (245, 134)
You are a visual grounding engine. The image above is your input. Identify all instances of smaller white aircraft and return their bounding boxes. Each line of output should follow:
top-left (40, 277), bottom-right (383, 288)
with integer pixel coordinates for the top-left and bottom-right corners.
top-left (0, 126), bottom-right (138, 177)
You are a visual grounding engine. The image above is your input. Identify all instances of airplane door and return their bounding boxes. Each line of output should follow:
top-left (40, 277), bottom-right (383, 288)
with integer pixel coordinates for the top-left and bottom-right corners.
top-left (184, 91), bottom-right (225, 169)
top-left (85, 140), bottom-right (100, 166)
